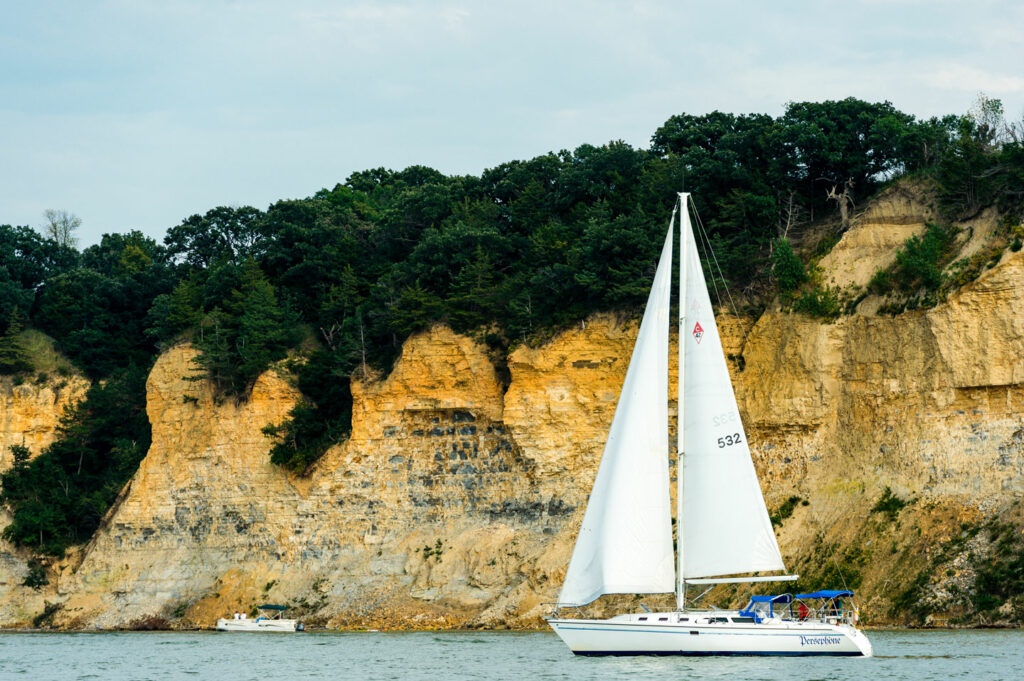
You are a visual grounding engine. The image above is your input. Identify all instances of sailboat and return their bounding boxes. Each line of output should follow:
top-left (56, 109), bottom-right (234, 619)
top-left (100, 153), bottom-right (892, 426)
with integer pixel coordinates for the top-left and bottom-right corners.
top-left (546, 194), bottom-right (872, 657)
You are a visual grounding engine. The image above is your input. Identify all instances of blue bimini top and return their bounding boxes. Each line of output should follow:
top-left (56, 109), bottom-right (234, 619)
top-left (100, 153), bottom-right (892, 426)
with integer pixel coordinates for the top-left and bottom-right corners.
top-left (794, 590), bottom-right (853, 599)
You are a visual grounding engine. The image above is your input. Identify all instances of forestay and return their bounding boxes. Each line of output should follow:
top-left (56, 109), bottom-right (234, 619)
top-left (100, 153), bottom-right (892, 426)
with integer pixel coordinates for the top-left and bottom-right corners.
top-left (557, 216), bottom-right (676, 606)
top-left (679, 207), bottom-right (785, 579)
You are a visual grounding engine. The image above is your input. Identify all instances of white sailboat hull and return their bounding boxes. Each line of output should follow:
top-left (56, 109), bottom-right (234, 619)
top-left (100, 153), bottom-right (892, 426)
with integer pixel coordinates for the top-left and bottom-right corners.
top-left (548, 615), bottom-right (872, 657)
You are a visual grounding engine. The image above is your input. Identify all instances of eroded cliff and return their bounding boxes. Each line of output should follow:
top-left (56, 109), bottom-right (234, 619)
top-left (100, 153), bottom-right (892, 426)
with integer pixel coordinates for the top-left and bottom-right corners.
top-left (52, 328), bottom-right (595, 629)
top-left (0, 375), bottom-right (89, 625)
top-left (2, 195), bottom-right (1023, 630)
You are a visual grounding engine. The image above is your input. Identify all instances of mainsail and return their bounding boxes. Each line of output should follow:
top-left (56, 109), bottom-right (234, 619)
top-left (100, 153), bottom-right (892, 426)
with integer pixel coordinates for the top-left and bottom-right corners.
top-left (557, 217), bottom-right (676, 606)
top-left (678, 202), bottom-right (785, 579)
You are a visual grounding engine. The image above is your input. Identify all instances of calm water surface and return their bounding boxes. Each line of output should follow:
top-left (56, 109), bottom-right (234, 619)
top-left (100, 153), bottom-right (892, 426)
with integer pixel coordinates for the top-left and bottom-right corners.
top-left (0, 629), bottom-right (1019, 681)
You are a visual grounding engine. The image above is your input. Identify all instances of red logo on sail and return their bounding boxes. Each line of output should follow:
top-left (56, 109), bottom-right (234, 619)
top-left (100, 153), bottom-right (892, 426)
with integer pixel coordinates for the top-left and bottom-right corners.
top-left (692, 322), bottom-right (704, 344)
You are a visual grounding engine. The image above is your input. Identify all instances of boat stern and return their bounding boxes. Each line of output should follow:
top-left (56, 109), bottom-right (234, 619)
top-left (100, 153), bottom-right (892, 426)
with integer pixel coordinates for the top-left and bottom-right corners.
top-left (846, 625), bottom-right (873, 657)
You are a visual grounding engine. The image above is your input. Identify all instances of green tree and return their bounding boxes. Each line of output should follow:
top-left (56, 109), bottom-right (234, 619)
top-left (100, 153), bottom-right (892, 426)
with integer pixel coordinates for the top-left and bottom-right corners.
top-left (164, 206), bottom-right (265, 269)
top-left (771, 238), bottom-right (807, 292)
top-left (145, 277), bottom-right (205, 344)
top-left (0, 223), bottom-right (78, 324)
top-left (0, 308), bottom-right (32, 374)
top-left (36, 233), bottom-right (175, 377)
top-left (779, 98), bottom-right (914, 207)
top-left (193, 263), bottom-right (299, 395)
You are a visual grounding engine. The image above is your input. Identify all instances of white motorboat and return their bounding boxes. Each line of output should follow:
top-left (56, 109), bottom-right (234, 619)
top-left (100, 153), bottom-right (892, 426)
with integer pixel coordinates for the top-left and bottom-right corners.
top-left (547, 194), bottom-right (872, 657)
top-left (216, 604), bottom-right (304, 632)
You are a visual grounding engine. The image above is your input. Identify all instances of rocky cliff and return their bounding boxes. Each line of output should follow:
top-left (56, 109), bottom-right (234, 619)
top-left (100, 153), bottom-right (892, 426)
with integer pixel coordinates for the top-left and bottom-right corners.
top-left (0, 375), bottom-right (89, 625)
top-left (2, 188), bottom-right (1023, 630)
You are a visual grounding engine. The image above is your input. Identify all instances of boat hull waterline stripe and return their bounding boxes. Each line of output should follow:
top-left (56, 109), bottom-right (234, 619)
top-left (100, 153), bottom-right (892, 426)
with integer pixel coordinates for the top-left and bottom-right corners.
top-left (574, 651), bottom-right (863, 657)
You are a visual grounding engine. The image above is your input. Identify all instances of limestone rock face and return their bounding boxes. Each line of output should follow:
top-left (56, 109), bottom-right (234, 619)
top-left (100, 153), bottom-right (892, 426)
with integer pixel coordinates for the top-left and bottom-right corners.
top-left (0, 375), bottom-right (89, 626)
top-left (52, 331), bottom-right (598, 629)
top-left (740, 251), bottom-right (1024, 620)
top-left (0, 378), bottom-right (89, 469)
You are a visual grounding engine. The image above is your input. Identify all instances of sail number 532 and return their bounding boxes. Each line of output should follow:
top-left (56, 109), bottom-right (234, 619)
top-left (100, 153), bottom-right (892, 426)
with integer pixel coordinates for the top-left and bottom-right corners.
top-left (717, 433), bottom-right (742, 448)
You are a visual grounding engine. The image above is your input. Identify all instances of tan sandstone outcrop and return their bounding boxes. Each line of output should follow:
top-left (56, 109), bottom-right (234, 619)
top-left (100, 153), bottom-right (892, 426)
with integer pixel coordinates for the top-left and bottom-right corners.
top-left (0, 374), bottom-right (89, 625)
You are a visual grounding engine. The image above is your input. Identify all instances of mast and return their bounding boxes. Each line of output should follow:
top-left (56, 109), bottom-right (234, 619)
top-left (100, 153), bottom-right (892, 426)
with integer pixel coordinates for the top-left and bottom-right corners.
top-left (676, 192), bottom-right (689, 612)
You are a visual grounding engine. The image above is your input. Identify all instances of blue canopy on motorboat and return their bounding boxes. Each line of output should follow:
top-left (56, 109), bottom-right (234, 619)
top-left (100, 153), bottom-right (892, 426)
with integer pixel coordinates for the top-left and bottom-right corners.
top-left (794, 590), bottom-right (853, 599)
top-left (256, 604), bottom-right (289, 611)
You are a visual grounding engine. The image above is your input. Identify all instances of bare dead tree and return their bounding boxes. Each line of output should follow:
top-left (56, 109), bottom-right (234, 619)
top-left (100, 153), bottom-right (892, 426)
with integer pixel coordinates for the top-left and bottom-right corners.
top-left (779, 189), bottom-right (804, 240)
top-left (1005, 111), bottom-right (1024, 145)
top-left (826, 179), bottom-right (855, 233)
top-left (41, 209), bottom-right (81, 248)
top-left (359, 320), bottom-right (368, 378)
top-left (768, 190), bottom-right (804, 259)
top-left (968, 92), bottom-right (1007, 151)
top-left (320, 322), bottom-right (342, 351)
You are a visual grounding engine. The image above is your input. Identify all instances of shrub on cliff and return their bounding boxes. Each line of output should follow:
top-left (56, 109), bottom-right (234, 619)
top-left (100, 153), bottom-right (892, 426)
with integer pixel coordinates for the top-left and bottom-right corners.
top-left (771, 238), bottom-right (807, 293)
top-left (263, 349), bottom-right (354, 473)
top-left (792, 284), bottom-right (841, 320)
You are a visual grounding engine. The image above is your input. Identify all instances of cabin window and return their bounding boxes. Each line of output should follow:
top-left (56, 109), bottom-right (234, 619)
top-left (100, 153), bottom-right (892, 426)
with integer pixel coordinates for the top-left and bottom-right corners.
top-left (638, 617), bottom-right (647, 621)
top-left (679, 618), bottom-right (689, 622)
top-left (710, 617), bottom-right (730, 623)
top-left (658, 617), bottom-right (668, 621)
top-left (731, 616), bottom-right (755, 623)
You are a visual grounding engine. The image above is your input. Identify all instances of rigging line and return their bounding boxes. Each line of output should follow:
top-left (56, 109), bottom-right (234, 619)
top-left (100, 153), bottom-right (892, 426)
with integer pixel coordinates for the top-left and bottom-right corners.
top-left (688, 199), bottom-right (728, 313)
top-left (690, 203), bottom-right (725, 311)
top-left (691, 200), bottom-right (740, 317)
top-left (797, 494), bottom-right (854, 596)
top-left (819, 510), bottom-right (853, 595)
top-left (683, 197), bottom-right (721, 308)
top-left (691, 207), bottom-right (722, 309)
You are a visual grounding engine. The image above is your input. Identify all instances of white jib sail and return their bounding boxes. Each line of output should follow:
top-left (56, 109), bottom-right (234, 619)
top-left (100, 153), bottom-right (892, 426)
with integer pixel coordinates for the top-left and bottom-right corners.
top-left (680, 209), bottom-right (785, 579)
top-left (557, 221), bottom-right (676, 606)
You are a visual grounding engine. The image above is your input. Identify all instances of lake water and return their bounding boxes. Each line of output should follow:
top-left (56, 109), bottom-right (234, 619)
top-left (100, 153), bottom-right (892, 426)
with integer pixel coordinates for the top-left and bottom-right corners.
top-left (0, 629), bottom-right (1019, 680)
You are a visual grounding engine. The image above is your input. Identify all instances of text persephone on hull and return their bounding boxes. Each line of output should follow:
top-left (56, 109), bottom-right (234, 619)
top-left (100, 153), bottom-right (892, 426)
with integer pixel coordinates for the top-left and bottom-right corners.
top-left (546, 193), bottom-right (872, 658)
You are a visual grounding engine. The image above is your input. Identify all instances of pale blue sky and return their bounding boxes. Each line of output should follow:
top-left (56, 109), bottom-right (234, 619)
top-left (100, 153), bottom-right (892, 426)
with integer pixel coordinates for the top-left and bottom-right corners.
top-left (2, 0), bottom-right (1022, 245)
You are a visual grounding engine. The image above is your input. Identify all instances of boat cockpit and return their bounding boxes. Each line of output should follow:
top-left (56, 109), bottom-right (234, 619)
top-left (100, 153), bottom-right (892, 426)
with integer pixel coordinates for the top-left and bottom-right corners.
top-left (740, 589), bottom-right (858, 625)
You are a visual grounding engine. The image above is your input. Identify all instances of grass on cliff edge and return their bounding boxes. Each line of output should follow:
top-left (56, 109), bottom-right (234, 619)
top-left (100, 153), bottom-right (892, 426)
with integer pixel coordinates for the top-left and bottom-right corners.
top-left (17, 329), bottom-right (78, 379)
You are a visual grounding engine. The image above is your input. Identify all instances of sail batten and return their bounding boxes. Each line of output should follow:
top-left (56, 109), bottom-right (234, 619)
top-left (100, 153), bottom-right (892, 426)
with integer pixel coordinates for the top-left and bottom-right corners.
top-left (556, 218), bottom-right (676, 606)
